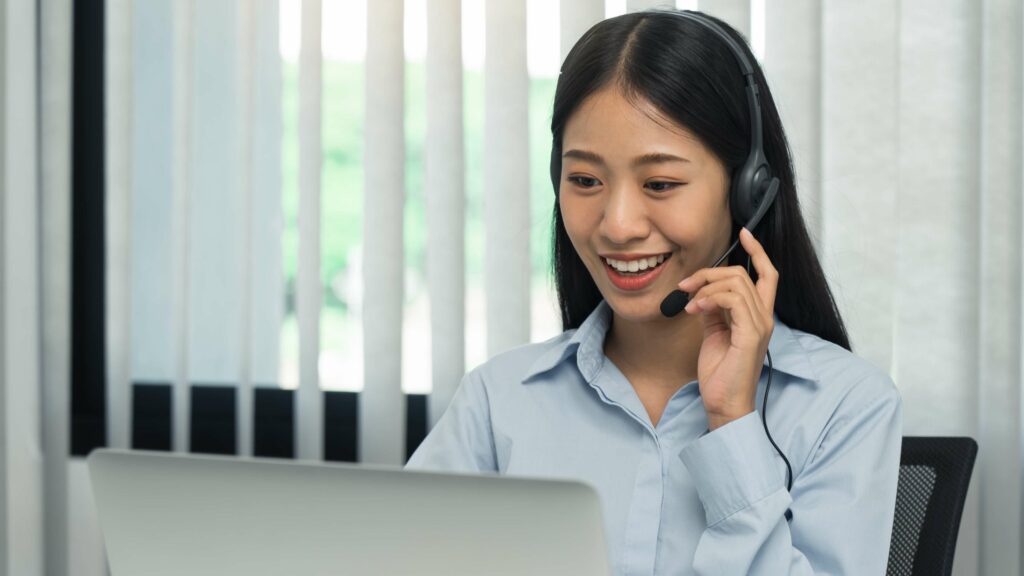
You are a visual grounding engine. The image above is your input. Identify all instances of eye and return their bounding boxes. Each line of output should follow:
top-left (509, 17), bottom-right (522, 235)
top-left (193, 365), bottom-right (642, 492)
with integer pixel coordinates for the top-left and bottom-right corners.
top-left (568, 175), bottom-right (601, 189)
top-left (645, 181), bottom-right (684, 193)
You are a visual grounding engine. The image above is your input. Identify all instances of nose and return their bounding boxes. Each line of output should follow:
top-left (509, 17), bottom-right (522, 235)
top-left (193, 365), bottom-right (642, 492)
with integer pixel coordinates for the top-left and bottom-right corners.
top-left (599, 183), bottom-right (650, 245)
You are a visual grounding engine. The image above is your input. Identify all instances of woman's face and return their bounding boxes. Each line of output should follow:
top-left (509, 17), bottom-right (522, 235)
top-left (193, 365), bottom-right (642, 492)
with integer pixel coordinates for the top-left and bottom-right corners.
top-left (559, 85), bottom-right (734, 322)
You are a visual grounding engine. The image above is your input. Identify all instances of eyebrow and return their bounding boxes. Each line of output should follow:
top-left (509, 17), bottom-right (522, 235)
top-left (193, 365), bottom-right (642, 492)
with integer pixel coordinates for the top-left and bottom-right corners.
top-left (562, 149), bottom-right (691, 168)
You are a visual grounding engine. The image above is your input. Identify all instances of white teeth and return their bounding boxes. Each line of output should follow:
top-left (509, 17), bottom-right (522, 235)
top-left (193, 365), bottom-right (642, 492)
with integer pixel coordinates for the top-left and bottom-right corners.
top-left (603, 253), bottom-right (670, 273)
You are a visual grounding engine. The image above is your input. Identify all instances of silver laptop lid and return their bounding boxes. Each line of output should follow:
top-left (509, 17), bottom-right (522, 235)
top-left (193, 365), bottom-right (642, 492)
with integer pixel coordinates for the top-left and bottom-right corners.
top-left (88, 448), bottom-right (611, 576)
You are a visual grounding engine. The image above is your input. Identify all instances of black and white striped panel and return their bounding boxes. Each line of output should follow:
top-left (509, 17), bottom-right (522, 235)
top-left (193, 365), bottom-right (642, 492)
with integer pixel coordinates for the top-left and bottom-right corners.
top-left (79, 384), bottom-right (428, 464)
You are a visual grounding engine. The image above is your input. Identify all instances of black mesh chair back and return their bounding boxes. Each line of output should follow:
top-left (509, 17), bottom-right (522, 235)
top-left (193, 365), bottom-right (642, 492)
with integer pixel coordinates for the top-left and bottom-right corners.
top-left (886, 436), bottom-right (978, 576)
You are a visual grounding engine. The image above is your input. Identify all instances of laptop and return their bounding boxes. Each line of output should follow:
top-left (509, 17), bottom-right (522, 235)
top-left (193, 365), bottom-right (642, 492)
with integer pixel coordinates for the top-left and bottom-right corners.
top-left (88, 448), bottom-right (611, 575)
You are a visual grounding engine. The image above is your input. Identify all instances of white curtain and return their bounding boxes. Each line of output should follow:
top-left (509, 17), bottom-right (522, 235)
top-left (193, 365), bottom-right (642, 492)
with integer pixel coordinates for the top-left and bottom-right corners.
top-left (814, 1), bottom-right (1020, 574)
top-left (652, 5), bottom-right (1023, 574)
top-left (1, 0), bottom-right (46, 574)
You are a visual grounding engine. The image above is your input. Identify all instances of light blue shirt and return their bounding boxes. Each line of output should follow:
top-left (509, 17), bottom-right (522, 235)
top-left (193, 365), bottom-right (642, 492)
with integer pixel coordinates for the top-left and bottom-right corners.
top-left (405, 299), bottom-right (903, 575)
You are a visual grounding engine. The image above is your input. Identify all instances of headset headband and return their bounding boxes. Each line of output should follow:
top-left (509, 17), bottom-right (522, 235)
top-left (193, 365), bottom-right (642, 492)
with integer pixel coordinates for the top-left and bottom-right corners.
top-left (657, 10), bottom-right (764, 165)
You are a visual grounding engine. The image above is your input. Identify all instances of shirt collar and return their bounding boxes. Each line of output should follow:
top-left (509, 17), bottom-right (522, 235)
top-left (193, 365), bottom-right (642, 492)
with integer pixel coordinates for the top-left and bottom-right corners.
top-left (521, 299), bottom-right (817, 384)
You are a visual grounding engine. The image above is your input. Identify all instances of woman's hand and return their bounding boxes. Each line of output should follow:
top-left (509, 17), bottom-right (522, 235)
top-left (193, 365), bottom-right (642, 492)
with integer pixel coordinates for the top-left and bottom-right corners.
top-left (677, 228), bottom-right (778, 431)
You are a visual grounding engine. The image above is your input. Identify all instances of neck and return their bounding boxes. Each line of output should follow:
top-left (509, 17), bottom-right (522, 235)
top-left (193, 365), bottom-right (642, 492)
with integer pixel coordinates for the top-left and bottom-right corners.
top-left (603, 309), bottom-right (704, 389)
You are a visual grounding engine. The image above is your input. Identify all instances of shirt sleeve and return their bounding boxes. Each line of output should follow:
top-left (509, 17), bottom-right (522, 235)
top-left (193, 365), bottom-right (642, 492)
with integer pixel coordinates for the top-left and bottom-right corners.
top-left (404, 368), bottom-right (498, 473)
top-left (677, 375), bottom-right (903, 575)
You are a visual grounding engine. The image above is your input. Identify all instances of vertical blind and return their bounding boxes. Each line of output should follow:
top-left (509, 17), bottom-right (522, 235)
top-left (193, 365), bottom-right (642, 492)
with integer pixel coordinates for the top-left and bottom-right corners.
top-left (17, 0), bottom-right (1015, 574)
top-left (425, 0), bottom-right (466, 428)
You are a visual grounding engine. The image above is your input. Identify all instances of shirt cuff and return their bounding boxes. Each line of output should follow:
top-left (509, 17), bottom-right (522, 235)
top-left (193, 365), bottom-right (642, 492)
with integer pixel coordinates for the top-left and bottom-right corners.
top-left (678, 411), bottom-right (787, 527)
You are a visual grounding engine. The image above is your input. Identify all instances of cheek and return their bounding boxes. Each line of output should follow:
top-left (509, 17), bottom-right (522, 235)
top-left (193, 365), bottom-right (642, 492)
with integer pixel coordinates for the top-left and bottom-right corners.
top-left (649, 196), bottom-right (700, 241)
top-left (559, 194), bottom-right (596, 249)
top-left (559, 195), bottom-right (609, 278)
top-left (649, 194), bottom-right (730, 249)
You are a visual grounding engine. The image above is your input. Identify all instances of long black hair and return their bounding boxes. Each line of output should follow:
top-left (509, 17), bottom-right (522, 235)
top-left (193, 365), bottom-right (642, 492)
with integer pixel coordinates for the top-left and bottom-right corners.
top-left (549, 9), bottom-right (851, 351)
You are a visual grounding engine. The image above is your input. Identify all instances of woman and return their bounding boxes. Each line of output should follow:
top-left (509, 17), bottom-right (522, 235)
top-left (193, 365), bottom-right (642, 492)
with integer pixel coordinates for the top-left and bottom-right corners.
top-left (406, 9), bottom-right (902, 576)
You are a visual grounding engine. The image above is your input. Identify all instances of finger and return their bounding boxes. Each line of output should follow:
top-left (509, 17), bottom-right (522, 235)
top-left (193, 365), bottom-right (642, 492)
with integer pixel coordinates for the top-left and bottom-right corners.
top-left (739, 227), bottom-right (779, 310)
top-left (684, 275), bottom-right (764, 331)
top-left (692, 284), bottom-right (765, 336)
top-left (680, 266), bottom-right (766, 319)
top-left (692, 291), bottom-right (762, 345)
top-left (678, 265), bottom-right (753, 293)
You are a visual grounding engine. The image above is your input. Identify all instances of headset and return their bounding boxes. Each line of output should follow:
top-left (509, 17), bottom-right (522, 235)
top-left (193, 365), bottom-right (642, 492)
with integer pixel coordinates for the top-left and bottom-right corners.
top-left (655, 10), bottom-right (780, 317)
top-left (550, 9), bottom-right (793, 522)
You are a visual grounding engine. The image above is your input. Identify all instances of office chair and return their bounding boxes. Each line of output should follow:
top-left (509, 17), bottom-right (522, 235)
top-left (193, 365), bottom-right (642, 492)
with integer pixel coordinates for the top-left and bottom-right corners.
top-left (886, 436), bottom-right (978, 576)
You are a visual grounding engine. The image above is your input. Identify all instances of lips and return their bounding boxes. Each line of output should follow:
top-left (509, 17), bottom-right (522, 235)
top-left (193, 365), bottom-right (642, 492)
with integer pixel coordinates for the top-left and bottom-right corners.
top-left (603, 254), bottom-right (670, 291)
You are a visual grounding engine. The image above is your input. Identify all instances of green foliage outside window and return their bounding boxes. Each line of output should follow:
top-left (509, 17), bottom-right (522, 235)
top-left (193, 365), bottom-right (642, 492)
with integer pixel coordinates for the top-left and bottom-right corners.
top-left (280, 60), bottom-right (558, 372)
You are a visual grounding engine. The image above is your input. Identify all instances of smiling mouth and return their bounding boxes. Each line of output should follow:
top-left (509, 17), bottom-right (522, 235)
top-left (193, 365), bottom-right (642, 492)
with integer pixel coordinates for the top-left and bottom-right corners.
top-left (603, 253), bottom-right (671, 276)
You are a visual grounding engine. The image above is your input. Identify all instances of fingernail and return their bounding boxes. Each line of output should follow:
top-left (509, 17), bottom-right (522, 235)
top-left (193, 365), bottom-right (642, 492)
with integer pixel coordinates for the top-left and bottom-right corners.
top-left (679, 276), bottom-right (691, 288)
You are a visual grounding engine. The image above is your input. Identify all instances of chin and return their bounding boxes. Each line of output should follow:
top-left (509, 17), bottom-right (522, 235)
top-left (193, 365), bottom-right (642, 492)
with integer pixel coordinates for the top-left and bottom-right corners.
top-left (601, 291), bottom-right (670, 322)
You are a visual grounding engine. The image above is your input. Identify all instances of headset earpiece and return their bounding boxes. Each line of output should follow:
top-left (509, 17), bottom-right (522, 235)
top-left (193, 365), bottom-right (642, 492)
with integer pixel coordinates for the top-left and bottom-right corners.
top-left (731, 150), bottom-right (776, 229)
